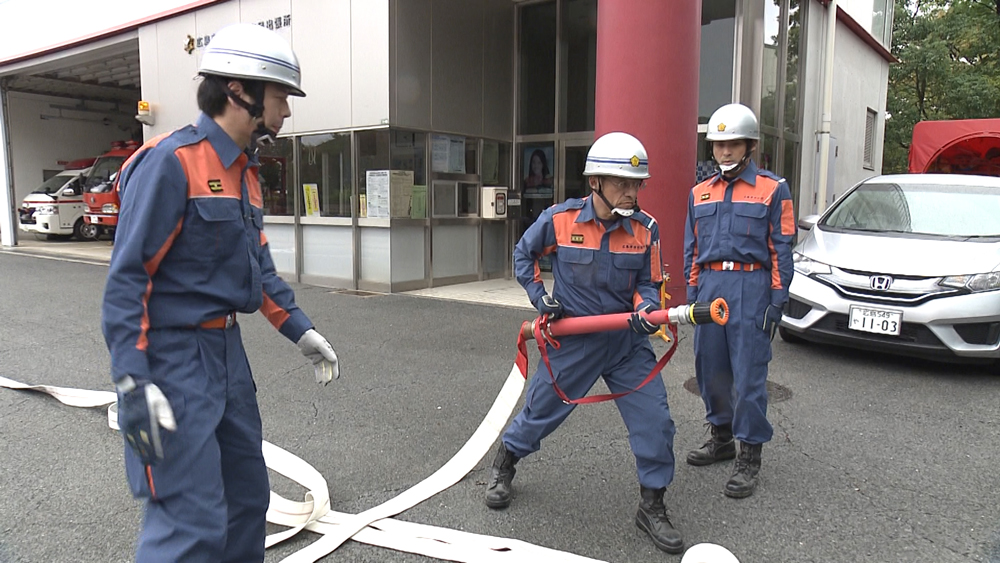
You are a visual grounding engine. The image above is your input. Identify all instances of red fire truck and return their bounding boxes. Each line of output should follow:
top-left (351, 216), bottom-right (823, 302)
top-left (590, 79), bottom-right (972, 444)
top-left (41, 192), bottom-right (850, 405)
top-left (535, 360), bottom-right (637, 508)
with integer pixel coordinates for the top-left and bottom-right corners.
top-left (81, 140), bottom-right (140, 240)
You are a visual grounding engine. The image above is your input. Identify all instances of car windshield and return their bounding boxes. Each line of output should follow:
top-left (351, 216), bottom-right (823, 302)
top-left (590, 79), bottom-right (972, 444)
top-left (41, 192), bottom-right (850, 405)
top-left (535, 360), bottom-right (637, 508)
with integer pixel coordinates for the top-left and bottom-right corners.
top-left (85, 156), bottom-right (126, 189)
top-left (30, 174), bottom-right (75, 195)
top-left (822, 181), bottom-right (1000, 238)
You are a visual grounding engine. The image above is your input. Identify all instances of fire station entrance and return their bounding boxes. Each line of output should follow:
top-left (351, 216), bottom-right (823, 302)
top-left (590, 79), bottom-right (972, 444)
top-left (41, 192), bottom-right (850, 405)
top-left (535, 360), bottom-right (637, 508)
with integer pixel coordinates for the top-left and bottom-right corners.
top-left (0, 34), bottom-right (142, 246)
top-left (514, 0), bottom-right (597, 259)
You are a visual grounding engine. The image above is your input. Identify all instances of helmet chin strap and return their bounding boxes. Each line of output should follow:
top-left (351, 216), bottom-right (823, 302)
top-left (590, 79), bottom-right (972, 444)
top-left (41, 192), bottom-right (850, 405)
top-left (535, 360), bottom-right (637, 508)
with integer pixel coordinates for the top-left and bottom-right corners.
top-left (596, 179), bottom-right (639, 218)
top-left (251, 124), bottom-right (276, 148)
top-left (224, 81), bottom-right (273, 148)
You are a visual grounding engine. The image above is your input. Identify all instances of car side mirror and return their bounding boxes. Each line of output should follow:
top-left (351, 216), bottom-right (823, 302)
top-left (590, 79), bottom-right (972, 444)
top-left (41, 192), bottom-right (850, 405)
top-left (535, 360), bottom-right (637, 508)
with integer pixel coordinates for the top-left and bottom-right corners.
top-left (61, 187), bottom-right (76, 196)
top-left (798, 215), bottom-right (820, 231)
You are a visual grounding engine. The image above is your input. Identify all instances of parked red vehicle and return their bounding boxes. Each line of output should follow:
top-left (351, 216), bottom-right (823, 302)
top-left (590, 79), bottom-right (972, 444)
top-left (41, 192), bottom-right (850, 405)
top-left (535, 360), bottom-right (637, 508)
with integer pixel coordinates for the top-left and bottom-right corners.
top-left (81, 140), bottom-right (140, 240)
top-left (908, 118), bottom-right (1000, 176)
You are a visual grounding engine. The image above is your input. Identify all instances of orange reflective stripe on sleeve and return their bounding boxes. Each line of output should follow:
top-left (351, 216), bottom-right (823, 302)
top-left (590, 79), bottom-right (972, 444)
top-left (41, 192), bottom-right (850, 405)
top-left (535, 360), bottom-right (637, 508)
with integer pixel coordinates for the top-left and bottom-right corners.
top-left (136, 217), bottom-right (184, 352)
top-left (260, 294), bottom-right (292, 331)
top-left (767, 236), bottom-right (782, 290)
top-left (781, 199), bottom-right (796, 235)
top-left (650, 240), bottom-right (663, 283)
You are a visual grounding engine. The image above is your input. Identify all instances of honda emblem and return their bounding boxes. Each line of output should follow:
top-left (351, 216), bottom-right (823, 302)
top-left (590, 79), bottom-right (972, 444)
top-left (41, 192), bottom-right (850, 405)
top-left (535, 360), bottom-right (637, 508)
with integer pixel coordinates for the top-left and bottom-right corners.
top-left (869, 275), bottom-right (893, 291)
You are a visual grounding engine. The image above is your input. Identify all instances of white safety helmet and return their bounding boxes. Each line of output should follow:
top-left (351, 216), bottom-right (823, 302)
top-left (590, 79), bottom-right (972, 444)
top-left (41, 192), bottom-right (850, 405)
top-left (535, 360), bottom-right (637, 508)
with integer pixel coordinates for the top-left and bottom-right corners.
top-left (583, 132), bottom-right (650, 179)
top-left (199, 23), bottom-right (305, 97)
top-left (681, 543), bottom-right (741, 563)
top-left (706, 103), bottom-right (759, 142)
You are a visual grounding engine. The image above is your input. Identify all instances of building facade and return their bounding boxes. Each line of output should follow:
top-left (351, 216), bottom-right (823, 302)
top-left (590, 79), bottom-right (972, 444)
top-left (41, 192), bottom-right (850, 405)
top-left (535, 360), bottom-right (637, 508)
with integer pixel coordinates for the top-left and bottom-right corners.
top-left (0, 0), bottom-right (893, 295)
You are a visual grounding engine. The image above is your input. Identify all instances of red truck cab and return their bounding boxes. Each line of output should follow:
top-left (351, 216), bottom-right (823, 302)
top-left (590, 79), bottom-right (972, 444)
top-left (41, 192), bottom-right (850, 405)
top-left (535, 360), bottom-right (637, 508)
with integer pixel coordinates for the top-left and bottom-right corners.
top-left (81, 140), bottom-right (140, 240)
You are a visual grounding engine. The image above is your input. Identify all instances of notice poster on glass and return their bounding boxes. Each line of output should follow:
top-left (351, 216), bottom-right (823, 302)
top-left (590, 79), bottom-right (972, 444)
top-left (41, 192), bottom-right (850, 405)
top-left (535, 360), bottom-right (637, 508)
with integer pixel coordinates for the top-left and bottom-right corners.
top-left (448, 136), bottom-right (466, 174)
top-left (365, 170), bottom-right (390, 218)
top-left (302, 183), bottom-right (321, 217)
top-left (431, 134), bottom-right (450, 173)
top-left (431, 133), bottom-right (467, 174)
top-left (388, 170), bottom-right (414, 218)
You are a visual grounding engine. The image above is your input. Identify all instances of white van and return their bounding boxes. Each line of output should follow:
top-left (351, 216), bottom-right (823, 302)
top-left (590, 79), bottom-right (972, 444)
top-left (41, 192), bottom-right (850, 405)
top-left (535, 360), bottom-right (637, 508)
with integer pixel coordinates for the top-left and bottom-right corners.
top-left (18, 166), bottom-right (93, 239)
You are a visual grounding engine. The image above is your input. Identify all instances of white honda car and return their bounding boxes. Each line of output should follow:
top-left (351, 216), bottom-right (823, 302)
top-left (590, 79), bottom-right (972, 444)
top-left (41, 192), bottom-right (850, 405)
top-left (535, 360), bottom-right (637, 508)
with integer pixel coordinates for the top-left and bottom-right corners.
top-left (780, 174), bottom-right (1000, 364)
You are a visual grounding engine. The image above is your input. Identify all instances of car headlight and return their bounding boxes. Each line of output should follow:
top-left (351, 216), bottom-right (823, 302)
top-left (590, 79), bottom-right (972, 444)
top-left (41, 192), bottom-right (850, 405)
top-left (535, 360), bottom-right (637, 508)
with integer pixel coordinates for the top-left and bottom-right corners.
top-left (940, 272), bottom-right (1000, 293)
top-left (101, 203), bottom-right (119, 214)
top-left (793, 252), bottom-right (831, 276)
top-left (36, 205), bottom-right (57, 215)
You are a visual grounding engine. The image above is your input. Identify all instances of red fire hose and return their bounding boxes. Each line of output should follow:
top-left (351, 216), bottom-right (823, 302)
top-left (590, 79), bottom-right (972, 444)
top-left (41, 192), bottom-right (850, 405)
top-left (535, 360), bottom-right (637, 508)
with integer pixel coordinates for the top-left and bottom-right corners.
top-left (514, 299), bottom-right (729, 405)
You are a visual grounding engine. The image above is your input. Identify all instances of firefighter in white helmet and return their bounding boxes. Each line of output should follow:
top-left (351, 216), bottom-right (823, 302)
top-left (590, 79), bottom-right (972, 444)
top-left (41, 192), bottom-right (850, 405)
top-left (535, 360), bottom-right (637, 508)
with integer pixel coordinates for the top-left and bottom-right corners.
top-left (486, 131), bottom-right (684, 554)
top-left (683, 103), bottom-right (796, 498)
top-left (103, 23), bottom-right (340, 562)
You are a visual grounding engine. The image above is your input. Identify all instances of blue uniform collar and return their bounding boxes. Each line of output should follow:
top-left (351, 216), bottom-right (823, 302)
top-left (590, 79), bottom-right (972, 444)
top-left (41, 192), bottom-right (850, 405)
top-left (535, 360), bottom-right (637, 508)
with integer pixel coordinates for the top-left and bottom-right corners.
top-left (709, 159), bottom-right (759, 187)
top-left (196, 112), bottom-right (249, 169)
top-left (576, 195), bottom-right (634, 235)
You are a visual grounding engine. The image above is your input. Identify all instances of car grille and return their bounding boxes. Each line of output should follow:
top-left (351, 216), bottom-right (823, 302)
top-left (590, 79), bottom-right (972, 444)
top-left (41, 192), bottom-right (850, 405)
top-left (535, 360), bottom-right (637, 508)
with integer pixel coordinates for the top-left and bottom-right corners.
top-left (954, 322), bottom-right (1000, 346)
top-left (814, 267), bottom-right (962, 306)
top-left (784, 298), bottom-right (811, 320)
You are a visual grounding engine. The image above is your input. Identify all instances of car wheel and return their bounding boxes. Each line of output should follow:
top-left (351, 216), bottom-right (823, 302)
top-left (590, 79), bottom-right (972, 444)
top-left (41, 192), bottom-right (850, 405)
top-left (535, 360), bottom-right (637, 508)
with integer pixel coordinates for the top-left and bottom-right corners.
top-left (79, 222), bottom-right (101, 240)
top-left (778, 325), bottom-right (805, 344)
top-left (72, 218), bottom-right (88, 240)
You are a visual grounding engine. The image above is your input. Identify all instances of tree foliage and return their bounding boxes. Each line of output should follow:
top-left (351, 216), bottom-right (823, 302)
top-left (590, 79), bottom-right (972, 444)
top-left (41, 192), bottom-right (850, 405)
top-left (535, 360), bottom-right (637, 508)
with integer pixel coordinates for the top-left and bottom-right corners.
top-left (884, 0), bottom-right (1000, 173)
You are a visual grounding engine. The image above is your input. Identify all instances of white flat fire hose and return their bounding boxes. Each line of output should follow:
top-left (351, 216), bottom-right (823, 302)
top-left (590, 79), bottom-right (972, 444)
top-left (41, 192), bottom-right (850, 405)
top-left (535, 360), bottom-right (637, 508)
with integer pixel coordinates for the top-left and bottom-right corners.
top-left (0, 370), bottom-right (607, 563)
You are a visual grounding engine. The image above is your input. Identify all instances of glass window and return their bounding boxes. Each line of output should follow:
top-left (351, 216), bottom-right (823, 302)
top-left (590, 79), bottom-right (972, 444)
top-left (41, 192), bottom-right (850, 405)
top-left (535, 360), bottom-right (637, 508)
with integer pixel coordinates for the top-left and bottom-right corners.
top-left (822, 182), bottom-right (1000, 237)
top-left (390, 130), bottom-right (427, 186)
top-left (258, 137), bottom-right (295, 216)
top-left (699, 0), bottom-right (737, 123)
top-left (432, 180), bottom-right (457, 217)
top-left (560, 0), bottom-right (597, 132)
top-left (459, 182), bottom-right (479, 216)
top-left (784, 0), bottom-right (802, 135)
top-left (696, 133), bottom-right (719, 183)
top-left (357, 129), bottom-right (391, 216)
top-left (518, 1), bottom-right (557, 135)
top-left (759, 133), bottom-right (779, 174)
top-left (783, 139), bottom-right (800, 209)
top-left (299, 133), bottom-right (352, 218)
top-left (761, 0), bottom-right (782, 129)
top-left (465, 138), bottom-right (479, 176)
top-left (482, 140), bottom-right (511, 186)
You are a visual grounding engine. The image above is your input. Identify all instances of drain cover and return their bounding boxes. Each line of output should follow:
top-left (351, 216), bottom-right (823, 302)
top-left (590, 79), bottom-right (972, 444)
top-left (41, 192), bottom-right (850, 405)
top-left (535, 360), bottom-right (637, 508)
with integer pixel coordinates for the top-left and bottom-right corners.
top-left (682, 377), bottom-right (792, 403)
top-left (329, 289), bottom-right (383, 298)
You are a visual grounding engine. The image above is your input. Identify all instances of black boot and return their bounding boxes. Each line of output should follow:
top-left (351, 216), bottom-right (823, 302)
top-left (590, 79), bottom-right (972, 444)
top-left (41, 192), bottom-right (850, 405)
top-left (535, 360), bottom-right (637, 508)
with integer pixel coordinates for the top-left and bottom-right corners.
top-left (686, 423), bottom-right (736, 466)
top-left (724, 442), bottom-right (762, 498)
top-left (635, 486), bottom-right (684, 554)
top-left (485, 443), bottom-right (519, 509)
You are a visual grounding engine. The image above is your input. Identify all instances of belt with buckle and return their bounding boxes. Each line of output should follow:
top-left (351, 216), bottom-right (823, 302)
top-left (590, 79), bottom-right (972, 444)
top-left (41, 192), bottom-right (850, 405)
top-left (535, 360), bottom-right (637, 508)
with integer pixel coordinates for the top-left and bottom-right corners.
top-left (706, 261), bottom-right (765, 272)
top-left (199, 312), bottom-right (237, 329)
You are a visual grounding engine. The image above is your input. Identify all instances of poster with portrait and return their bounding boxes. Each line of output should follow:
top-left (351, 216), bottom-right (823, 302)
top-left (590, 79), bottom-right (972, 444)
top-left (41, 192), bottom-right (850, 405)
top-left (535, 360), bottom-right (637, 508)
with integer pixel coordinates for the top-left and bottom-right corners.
top-left (521, 144), bottom-right (555, 223)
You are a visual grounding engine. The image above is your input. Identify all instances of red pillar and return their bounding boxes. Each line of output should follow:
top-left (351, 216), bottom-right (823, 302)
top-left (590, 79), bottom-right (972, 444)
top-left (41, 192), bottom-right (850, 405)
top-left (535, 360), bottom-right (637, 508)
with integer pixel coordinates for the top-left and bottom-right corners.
top-left (595, 0), bottom-right (701, 305)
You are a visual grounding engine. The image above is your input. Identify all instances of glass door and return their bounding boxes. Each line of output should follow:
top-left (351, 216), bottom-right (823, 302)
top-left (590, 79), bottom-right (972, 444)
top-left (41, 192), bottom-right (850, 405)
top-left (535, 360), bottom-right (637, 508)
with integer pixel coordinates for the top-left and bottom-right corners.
top-left (557, 138), bottom-right (592, 203)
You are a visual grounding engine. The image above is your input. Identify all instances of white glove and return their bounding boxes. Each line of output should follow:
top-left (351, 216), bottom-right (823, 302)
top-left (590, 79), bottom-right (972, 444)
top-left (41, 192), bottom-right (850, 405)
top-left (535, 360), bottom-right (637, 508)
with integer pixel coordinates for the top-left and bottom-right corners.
top-left (297, 328), bottom-right (340, 385)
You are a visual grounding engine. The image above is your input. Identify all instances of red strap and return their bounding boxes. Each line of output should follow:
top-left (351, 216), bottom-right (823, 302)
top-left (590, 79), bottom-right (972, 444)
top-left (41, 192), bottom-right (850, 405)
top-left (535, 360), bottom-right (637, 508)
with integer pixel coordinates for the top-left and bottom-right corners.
top-left (514, 315), bottom-right (679, 405)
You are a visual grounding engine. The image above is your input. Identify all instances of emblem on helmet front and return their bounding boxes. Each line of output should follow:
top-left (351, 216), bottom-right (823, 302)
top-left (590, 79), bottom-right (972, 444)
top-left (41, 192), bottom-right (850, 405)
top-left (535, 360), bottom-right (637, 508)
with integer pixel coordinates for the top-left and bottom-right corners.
top-left (630, 155), bottom-right (640, 167)
top-left (717, 123), bottom-right (727, 132)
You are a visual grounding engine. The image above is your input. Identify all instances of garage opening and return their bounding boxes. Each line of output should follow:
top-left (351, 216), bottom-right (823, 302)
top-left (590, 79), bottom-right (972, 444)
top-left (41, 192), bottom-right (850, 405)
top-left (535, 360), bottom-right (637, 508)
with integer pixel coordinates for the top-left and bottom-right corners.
top-left (2, 36), bottom-right (141, 242)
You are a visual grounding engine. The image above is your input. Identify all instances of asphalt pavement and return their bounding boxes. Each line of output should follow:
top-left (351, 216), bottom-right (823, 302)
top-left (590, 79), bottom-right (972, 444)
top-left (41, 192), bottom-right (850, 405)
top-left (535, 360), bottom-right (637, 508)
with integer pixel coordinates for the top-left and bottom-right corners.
top-left (1, 251), bottom-right (998, 563)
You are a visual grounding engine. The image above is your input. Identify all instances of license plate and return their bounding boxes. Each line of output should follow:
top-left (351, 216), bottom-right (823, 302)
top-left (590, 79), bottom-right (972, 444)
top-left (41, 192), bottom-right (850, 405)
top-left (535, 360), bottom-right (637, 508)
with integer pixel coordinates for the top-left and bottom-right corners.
top-left (92, 216), bottom-right (101, 223)
top-left (848, 305), bottom-right (902, 336)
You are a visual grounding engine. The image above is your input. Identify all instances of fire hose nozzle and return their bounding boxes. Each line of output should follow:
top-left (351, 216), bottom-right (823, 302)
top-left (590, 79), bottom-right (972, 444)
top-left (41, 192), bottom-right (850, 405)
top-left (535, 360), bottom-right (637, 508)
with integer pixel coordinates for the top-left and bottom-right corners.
top-left (665, 298), bottom-right (729, 327)
top-left (518, 298), bottom-right (729, 342)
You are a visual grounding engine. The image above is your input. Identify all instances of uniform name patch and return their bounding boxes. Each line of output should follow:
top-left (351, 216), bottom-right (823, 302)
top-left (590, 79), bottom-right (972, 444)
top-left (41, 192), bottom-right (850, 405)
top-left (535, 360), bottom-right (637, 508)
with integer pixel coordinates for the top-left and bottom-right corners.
top-left (571, 234), bottom-right (584, 244)
top-left (208, 179), bottom-right (223, 192)
top-left (700, 193), bottom-right (711, 200)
